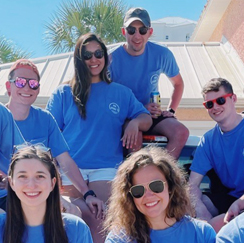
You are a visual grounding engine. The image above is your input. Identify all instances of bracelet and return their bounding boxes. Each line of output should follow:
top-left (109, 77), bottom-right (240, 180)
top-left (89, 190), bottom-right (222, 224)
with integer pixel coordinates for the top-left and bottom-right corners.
top-left (83, 190), bottom-right (97, 201)
top-left (167, 108), bottom-right (175, 114)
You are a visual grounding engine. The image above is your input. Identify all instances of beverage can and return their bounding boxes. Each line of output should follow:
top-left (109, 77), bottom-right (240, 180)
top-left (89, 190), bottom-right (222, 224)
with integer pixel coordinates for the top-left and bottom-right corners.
top-left (150, 91), bottom-right (161, 105)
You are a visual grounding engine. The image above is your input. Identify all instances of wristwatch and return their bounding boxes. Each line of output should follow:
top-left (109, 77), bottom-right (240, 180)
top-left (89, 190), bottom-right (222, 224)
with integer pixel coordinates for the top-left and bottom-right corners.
top-left (83, 190), bottom-right (97, 201)
top-left (167, 108), bottom-right (175, 114)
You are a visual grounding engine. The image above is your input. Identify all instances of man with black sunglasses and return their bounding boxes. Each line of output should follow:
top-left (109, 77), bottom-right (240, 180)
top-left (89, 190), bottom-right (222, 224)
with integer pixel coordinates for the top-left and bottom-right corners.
top-left (189, 77), bottom-right (244, 232)
top-left (109, 7), bottom-right (189, 159)
top-left (5, 59), bottom-right (105, 219)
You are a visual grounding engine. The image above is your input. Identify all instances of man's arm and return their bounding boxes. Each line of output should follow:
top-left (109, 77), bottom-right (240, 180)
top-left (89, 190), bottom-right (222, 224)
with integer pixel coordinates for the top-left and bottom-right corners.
top-left (168, 73), bottom-right (184, 110)
top-left (189, 171), bottom-right (213, 221)
top-left (145, 74), bottom-right (184, 118)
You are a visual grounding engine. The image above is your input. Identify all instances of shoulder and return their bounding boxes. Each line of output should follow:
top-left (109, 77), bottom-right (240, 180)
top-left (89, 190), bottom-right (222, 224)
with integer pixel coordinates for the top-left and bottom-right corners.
top-left (62, 213), bottom-right (89, 230)
top-left (188, 217), bottom-right (212, 229)
top-left (105, 229), bottom-right (134, 243)
top-left (109, 82), bottom-right (132, 92)
top-left (62, 213), bottom-right (92, 242)
top-left (110, 44), bottom-right (125, 56)
top-left (53, 84), bottom-right (71, 95)
top-left (146, 41), bottom-right (173, 54)
top-left (179, 216), bottom-right (216, 241)
top-left (0, 103), bottom-right (12, 118)
top-left (199, 127), bottom-right (216, 145)
top-left (30, 106), bottom-right (54, 119)
top-left (217, 213), bottom-right (244, 242)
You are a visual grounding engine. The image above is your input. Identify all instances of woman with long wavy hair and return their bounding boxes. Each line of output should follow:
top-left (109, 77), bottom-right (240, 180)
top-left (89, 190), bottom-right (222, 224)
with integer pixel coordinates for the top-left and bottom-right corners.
top-left (46, 33), bottom-right (152, 243)
top-left (0, 144), bottom-right (92, 243)
top-left (104, 146), bottom-right (216, 243)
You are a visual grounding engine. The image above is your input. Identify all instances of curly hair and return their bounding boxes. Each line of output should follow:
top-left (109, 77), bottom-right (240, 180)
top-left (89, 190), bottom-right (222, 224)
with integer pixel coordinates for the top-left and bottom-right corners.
top-left (104, 146), bottom-right (193, 243)
top-left (71, 33), bottom-right (111, 119)
top-left (3, 145), bottom-right (68, 243)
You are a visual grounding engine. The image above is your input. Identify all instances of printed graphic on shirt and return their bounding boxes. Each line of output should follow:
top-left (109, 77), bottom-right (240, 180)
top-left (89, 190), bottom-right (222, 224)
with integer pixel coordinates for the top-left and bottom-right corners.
top-left (150, 73), bottom-right (159, 85)
top-left (109, 103), bottom-right (120, 114)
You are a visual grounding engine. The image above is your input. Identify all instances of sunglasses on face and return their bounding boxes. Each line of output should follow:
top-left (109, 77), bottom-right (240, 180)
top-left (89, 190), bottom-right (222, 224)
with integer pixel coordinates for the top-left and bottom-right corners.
top-left (9, 77), bottom-right (40, 90)
top-left (83, 49), bottom-right (104, 61)
top-left (203, 93), bottom-right (233, 109)
top-left (126, 26), bottom-right (149, 35)
top-left (129, 180), bottom-right (166, 198)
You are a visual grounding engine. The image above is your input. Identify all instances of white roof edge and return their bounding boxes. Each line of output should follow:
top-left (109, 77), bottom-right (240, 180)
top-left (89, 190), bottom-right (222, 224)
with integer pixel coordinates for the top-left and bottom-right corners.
top-left (190, 0), bottom-right (232, 41)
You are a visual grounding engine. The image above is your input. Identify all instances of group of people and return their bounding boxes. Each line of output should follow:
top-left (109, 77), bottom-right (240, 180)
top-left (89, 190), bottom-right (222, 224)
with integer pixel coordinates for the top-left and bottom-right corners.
top-left (0, 6), bottom-right (243, 243)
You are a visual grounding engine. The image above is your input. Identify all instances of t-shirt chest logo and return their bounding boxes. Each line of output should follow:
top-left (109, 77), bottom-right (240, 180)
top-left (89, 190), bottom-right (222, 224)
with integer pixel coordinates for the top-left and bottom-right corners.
top-left (109, 103), bottom-right (120, 114)
top-left (150, 74), bottom-right (159, 85)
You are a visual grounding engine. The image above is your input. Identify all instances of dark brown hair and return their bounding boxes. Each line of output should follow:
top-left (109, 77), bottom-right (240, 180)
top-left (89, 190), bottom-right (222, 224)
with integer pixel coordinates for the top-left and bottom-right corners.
top-left (71, 33), bottom-right (111, 119)
top-left (3, 145), bottom-right (69, 243)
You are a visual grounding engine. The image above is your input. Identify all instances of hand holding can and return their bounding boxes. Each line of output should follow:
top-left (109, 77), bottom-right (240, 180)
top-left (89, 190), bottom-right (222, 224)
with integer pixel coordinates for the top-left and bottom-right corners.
top-left (150, 92), bottom-right (162, 117)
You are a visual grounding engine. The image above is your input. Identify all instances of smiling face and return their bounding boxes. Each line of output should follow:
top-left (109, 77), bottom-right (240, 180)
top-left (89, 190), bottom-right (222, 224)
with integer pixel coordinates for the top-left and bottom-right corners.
top-left (84, 40), bottom-right (105, 83)
top-left (204, 86), bottom-right (236, 125)
top-left (132, 164), bottom-right (170, 227)
top-left (7, 67), bottom-right (40, 107)
top-left (122, 20), bottom-right (152, 56)
top-left (9, 158), bottom-right (56, 212)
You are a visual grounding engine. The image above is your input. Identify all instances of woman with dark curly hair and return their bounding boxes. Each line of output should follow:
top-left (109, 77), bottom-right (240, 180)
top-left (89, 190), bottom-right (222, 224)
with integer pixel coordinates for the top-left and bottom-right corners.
top-left (104, 146), bottom-right (216, 243)
top-left (0, 144), bottom-right (92, 243)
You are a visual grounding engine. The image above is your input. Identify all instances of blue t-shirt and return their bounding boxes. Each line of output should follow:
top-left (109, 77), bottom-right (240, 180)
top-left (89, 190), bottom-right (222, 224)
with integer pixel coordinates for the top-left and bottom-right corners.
top-left (0, 213), bottom-right (93, 243)
top-left (0, 104), bottom-right (24, 199)
top-left (0, 103), bottom-right (24, 173)
top-left (105, 216), bottom-right (216, 243)
top-left (109, 41), bottom-right (180, 105)
top-left (190, 119), bottom-right (244, 198)
top-left (216, 212), bottom-right (244, 243)
top-left (46, 82), bottom-right (149, 169)
top-left (15, 106), bottom-right (69, 158)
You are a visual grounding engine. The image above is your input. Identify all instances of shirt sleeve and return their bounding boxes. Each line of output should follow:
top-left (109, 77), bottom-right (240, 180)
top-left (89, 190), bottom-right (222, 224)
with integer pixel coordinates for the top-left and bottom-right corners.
top-left (46, 86), bottom-right (65, 130)
top-left (0, 105), bottom-right (25, 172)
top-left (216, 213), bottom-right (244, 243)
top-left (126, 88), bottom-right (150, 119)
top-left (190, 134), bottom-right (213, 175)
top-left (46, 111), bottom-right (69, 157)
top-left (161, 47), bottom-right (180, 78)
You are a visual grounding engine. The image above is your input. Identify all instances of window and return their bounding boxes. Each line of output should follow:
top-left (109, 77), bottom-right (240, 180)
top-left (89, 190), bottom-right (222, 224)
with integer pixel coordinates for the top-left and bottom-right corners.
top-left (186, 34), bottom-right (190, 41)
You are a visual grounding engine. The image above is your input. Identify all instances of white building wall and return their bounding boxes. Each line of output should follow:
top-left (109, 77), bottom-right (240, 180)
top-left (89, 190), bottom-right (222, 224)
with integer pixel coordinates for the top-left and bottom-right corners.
top-left (150, 23), bottom-right (197, 42)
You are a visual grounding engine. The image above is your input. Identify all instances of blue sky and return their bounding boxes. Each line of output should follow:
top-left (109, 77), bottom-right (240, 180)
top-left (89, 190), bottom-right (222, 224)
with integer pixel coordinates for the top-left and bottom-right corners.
top-left (0, 0), bottom-right (207, 58)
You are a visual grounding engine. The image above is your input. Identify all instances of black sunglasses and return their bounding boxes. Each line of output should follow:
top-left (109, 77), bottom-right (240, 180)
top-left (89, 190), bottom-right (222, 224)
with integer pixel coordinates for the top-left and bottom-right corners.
top-left (9, 77), bottom-right (40, 90)
top-left (203, 93), bottom-right (233, 109)
top-left (129, 180), bottom-right (166, 198)
top-left (83, 49), bottom-right (104, 61)
top-left (126, 26), bottom-right (149, 35)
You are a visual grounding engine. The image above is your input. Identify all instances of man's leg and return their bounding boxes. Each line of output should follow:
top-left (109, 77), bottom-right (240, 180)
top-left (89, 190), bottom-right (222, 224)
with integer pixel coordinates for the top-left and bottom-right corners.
top-left (151, 118), bottom-right (189, 159)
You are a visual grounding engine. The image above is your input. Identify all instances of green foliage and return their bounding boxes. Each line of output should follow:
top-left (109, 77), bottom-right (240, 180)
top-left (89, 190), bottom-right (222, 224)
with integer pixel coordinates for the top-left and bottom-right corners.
top-left (0, 36), bottom-right (31, 64)
top-left (44, 0), bottom-right (128, 54)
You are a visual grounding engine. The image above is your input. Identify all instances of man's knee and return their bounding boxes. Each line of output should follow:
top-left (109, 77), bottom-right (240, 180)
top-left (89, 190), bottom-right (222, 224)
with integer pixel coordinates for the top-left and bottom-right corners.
top-left (168, 122), bottom-right (189, 142)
